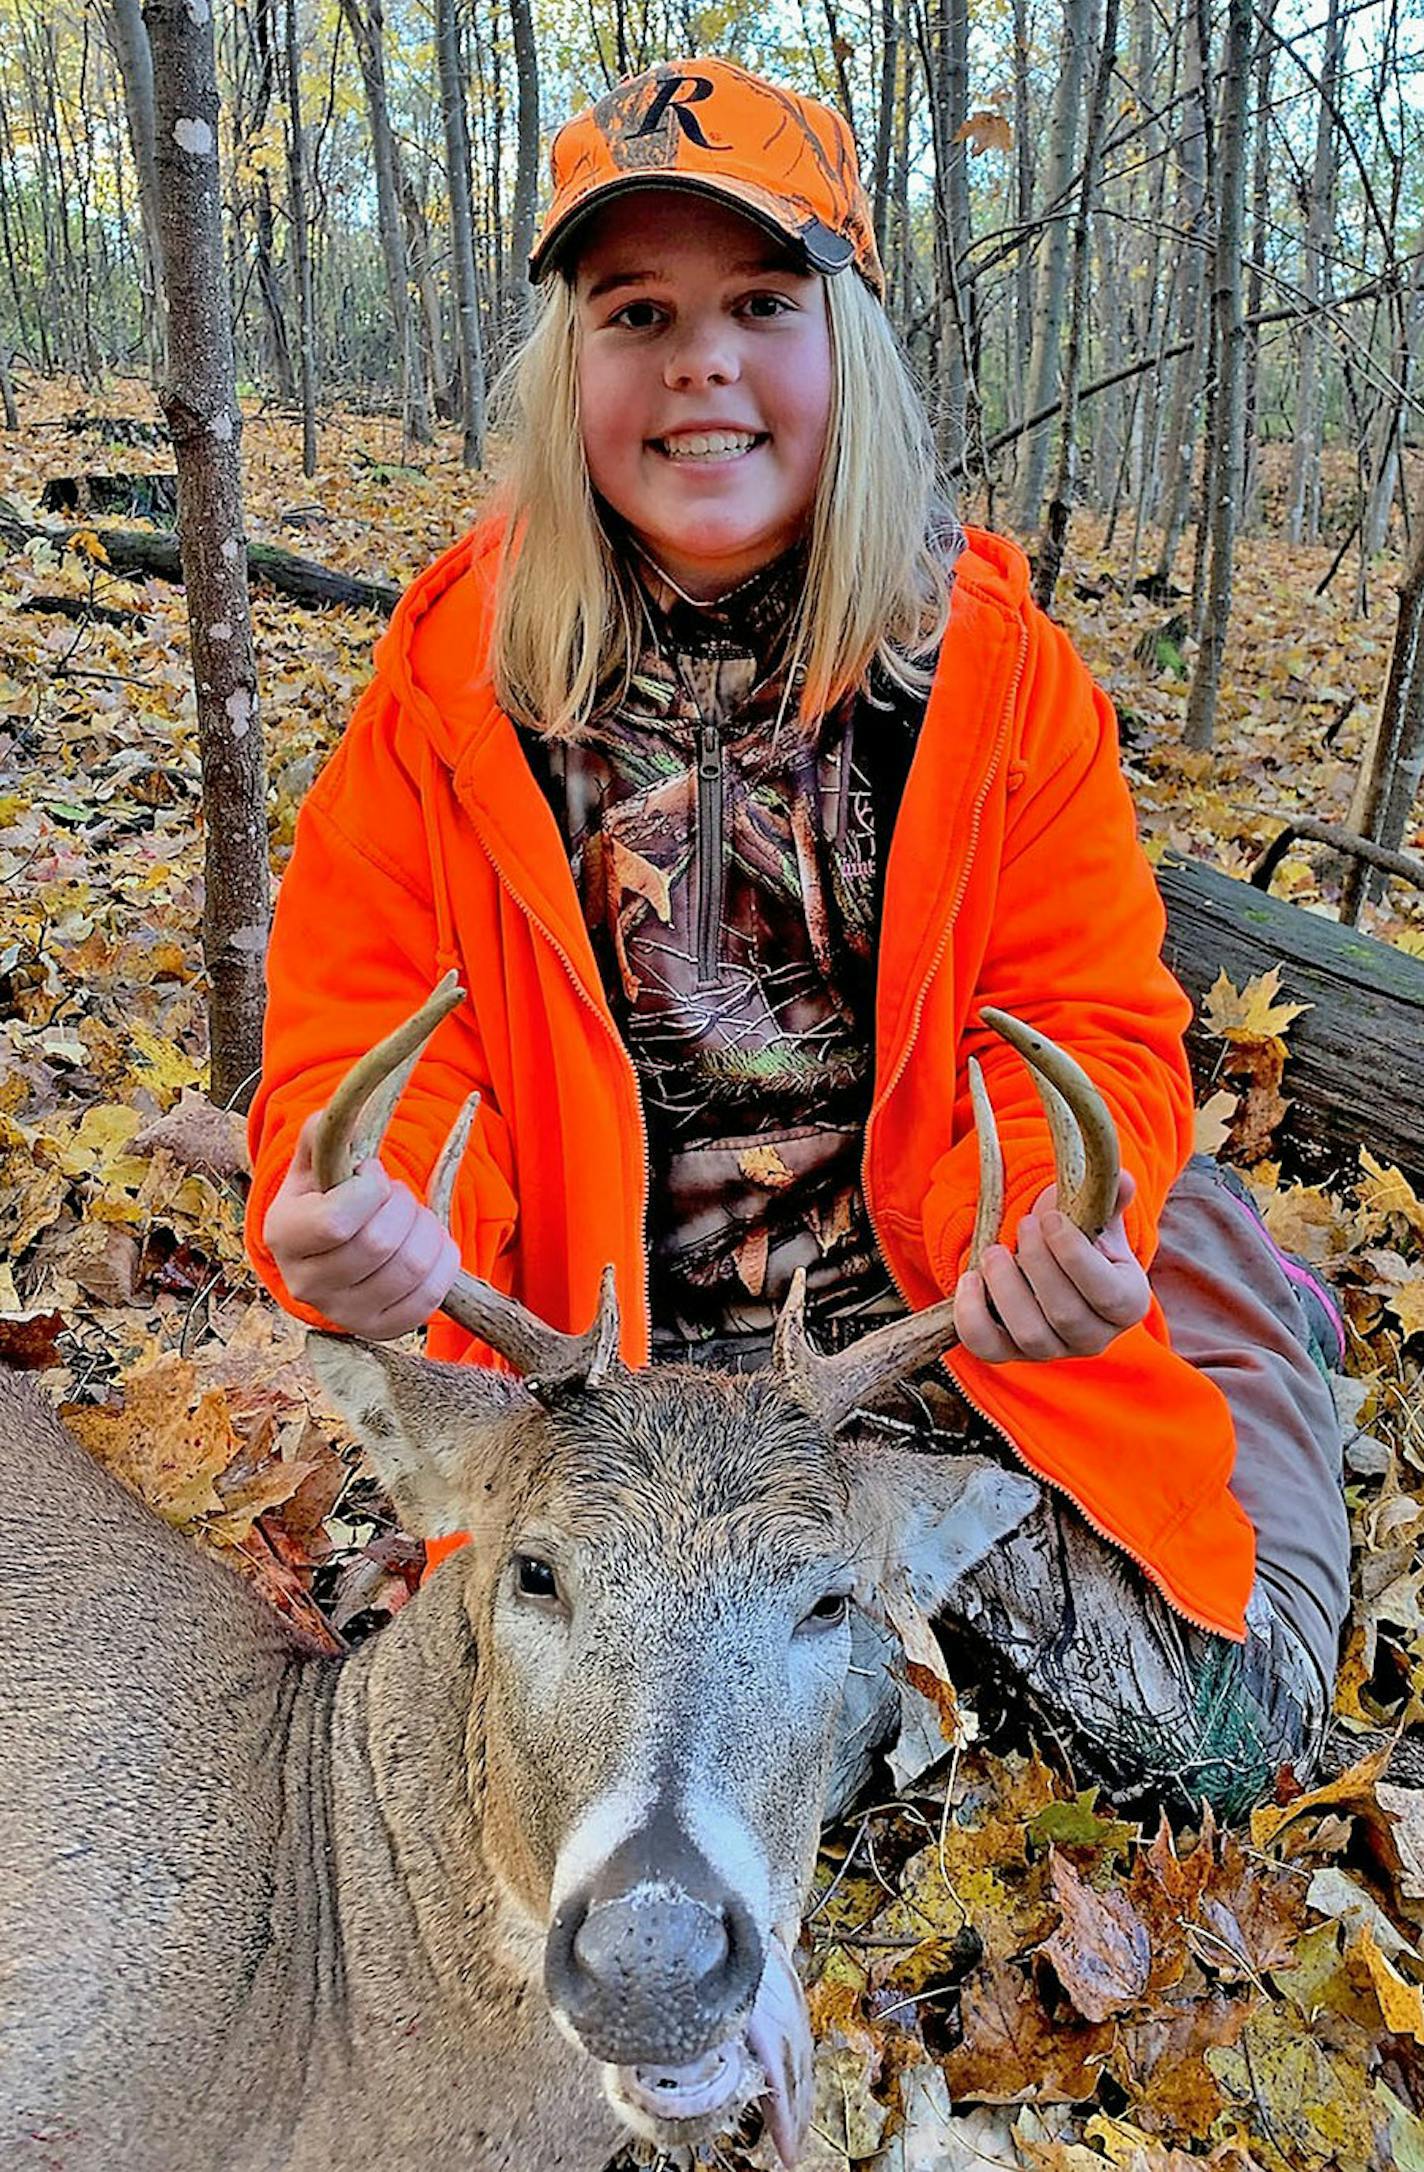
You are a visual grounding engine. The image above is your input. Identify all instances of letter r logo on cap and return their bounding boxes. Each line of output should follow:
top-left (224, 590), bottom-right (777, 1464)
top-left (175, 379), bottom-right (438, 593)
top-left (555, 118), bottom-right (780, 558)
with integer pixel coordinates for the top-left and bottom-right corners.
top-left (628, 74), bottom-right (728, 151)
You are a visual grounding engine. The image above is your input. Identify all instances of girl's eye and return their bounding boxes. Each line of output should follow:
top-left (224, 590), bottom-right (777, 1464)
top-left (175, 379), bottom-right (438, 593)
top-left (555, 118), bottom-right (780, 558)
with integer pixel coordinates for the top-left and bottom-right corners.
top-left (608, 300), bottom-right (664, 330)
top-left (742, 292), bottom-right (794, 318)
top-left (516, 1555), bottom-right (559, 1600)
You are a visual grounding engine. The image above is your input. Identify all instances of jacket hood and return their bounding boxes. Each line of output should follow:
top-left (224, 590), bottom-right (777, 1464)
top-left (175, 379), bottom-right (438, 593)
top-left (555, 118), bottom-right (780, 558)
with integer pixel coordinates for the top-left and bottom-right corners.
top-left (369, 513), bottom-right (509, 773)
top-left (368, 515), bottom-right (1030, 773)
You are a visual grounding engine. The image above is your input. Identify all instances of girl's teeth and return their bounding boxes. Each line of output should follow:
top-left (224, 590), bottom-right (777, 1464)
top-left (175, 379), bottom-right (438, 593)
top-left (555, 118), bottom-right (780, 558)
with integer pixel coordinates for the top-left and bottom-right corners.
top-left (660, 432), bottom-right (758, 459)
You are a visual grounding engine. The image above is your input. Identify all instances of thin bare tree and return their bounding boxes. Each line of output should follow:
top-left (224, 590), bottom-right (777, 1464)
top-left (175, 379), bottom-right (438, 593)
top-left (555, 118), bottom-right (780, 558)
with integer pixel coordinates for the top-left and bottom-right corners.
top-left (1184, 0), bottom-right (1251, 752)
top-left (145, 0), bottom-right (269, 1104)
top-left (437, 0), bottom-right (486, 467)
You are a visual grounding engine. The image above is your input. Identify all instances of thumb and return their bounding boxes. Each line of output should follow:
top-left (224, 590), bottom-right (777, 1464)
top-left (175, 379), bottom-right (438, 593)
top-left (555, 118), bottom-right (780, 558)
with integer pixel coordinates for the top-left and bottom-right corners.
top-left (284, 1110), bottom-right (326, 1192)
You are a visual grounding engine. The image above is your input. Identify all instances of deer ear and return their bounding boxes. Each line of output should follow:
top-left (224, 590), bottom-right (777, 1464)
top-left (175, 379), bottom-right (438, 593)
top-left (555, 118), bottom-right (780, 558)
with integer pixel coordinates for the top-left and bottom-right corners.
top-left (306, 1333), bottom-right (528, 1538)
top-left (840, 1447), bottom-right (1041, 1618)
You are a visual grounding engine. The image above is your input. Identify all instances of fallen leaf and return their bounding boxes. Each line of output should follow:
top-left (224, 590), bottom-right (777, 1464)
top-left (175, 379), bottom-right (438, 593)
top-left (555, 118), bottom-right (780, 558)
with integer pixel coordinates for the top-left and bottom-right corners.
top-left (1202, 963), bottom-right (1310, 1047)
top-left (1039, 1850), bottom-right (1150, 2022)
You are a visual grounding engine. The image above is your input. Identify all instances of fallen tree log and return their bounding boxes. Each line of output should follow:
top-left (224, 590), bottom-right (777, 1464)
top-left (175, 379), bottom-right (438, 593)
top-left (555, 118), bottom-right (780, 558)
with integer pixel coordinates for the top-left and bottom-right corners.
top-left (0, 501), bottom-right (399, 616)
top-left (1158, 854), bottom-right (1424, 1186)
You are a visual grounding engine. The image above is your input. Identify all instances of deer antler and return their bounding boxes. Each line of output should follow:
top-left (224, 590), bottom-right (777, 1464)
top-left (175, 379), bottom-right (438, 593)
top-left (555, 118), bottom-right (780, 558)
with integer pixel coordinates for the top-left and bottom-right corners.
top-left (771, 1010), bottom-right (1121, 1432)
top-left (312, 971), bottom-right (620, 1395)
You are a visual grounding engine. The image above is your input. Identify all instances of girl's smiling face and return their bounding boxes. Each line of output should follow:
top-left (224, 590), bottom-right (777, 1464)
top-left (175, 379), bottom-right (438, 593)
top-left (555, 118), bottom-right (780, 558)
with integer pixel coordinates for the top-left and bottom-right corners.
top-left (573, 193), bottom-right (833, 600)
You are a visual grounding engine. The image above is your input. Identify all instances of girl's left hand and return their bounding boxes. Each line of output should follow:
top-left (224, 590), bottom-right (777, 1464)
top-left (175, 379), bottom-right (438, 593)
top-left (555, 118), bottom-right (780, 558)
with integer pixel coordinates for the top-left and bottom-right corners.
top-left (953, 1170), bottom-right (1150, 1363)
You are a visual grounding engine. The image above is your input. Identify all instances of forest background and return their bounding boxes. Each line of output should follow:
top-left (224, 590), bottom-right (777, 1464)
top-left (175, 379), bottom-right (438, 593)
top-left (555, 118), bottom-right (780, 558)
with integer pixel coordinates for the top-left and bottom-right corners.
top-left (4, 0), bottom-right (1424, 2165)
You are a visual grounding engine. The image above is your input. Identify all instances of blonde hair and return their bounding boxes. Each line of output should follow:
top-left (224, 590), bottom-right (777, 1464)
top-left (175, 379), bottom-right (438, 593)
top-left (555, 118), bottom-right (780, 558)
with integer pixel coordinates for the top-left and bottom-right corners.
top-left (489, 263), bottom-right (954, 741)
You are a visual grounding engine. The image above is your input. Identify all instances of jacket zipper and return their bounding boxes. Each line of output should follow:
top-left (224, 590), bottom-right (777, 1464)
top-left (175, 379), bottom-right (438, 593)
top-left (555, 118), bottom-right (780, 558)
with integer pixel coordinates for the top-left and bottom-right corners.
top-left (696, 721), bottom-right (724, 987)
top-left (858, 623), bottom-right (1226, 1640)
top-left (459, 809), bottom-right (653, 1359)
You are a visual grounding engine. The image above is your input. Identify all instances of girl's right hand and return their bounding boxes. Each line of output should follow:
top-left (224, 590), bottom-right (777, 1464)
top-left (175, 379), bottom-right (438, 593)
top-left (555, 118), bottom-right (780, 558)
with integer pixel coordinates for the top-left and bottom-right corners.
top-left (262, 1110), bottom-right (461, 1340)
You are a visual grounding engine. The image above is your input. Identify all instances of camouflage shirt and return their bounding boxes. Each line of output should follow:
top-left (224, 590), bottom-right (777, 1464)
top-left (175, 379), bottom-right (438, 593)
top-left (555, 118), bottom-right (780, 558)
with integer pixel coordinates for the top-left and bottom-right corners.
top-left (522, 550), bottom-right (922, 1361)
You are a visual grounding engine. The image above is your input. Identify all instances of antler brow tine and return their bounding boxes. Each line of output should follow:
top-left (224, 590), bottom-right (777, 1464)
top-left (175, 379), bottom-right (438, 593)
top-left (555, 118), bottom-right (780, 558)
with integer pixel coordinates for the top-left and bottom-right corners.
top-left (310, 976), bottom-right (621, 1394)
top-left (772, 1012), bottom-right (1121, 1430)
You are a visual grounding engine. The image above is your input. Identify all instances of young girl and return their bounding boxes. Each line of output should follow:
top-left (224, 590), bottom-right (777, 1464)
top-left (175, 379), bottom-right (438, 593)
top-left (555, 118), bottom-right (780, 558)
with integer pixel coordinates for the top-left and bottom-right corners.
top-left (247, 57), bottom-right (1349, 1820)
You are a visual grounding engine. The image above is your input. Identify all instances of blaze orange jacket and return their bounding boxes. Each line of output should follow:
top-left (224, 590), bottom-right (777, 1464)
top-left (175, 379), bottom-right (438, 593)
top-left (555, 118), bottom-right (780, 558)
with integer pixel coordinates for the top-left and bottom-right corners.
top-left (246, 517), bottom-right (1256, 1637)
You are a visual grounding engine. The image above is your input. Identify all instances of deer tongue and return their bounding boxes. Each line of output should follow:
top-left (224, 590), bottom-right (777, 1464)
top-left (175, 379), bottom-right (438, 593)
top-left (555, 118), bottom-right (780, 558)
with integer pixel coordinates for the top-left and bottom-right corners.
top-left (616, 1937), bottom-right (812, 2168)
top-left (742, 1935), bottom-right (814, 2166)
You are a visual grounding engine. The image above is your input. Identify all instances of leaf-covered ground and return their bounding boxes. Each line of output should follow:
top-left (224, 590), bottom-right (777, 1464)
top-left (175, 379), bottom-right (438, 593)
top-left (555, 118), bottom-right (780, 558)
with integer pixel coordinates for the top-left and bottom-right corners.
top-left (2, 378), bottom-right (1423, 2170)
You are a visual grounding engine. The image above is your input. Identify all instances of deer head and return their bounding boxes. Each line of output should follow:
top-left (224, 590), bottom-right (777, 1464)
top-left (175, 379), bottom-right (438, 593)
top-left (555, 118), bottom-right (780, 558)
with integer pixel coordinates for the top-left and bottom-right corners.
top-left (306, 975), bottom-right (1118, 2165)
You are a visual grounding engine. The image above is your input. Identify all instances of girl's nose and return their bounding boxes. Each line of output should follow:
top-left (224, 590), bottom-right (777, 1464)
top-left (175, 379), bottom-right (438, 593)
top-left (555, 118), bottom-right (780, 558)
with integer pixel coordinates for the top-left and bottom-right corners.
top-left (663, 318), bottom-right (740, 390)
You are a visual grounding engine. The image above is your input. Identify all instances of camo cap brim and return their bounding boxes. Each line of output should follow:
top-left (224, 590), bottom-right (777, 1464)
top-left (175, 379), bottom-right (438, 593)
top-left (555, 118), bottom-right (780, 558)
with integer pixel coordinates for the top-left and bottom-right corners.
top-left (530, 58), bottom-right (885, 300)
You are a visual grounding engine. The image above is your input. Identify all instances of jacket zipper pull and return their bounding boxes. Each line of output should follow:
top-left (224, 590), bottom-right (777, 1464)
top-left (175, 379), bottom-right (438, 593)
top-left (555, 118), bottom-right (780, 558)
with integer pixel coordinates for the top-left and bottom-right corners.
top-left (698, 721), bottom-right (721, 778)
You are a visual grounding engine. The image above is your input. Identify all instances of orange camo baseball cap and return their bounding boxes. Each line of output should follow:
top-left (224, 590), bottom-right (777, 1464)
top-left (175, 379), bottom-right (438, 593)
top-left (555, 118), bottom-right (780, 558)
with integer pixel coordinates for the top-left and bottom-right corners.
top-left (529, 58), bottom-right (885, 299)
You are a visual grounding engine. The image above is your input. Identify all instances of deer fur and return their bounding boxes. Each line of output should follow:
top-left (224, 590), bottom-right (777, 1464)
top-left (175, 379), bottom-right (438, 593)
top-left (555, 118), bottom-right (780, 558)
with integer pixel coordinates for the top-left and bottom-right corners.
top-left (0, 1344), bottom-right (1038, 2172)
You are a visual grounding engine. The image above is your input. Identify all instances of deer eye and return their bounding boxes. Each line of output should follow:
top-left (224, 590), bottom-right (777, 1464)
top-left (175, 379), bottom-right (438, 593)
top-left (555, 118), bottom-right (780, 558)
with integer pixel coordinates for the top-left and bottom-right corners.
top-left (515, 1555), bottom-right (559, 1601)
top-left (802, 1590), bottom-right (850, 1631)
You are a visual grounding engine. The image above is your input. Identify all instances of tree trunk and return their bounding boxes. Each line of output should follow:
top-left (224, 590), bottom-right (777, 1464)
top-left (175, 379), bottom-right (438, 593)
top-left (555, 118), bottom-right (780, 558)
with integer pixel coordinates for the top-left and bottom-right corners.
top-left (927, 0), bottom-right (974, 472)
top-left (1184, 0), bottom-right (1251, 752)
top-left (1011, 0), bottom-right (1033, 427)
top-left (1014, 0), bottom-right (1093, 531)
top-left (338, 0), bottom-right (432, 442)
top-left (436, 0), bottom-right (485, 467)
top-left (253, 172), bottom-right (297, 403)
top-left (872, 0), bottom-right (899, 264)
top-left (1241, 0), bottom-right (1275, 530)
top-left (1285, 0), bottom-right (1342, 546)
top-left (504, 0), bottom-right (540, 348)
top-left (1363, 252), bottom-right (1424, 557)
top-left (1034, 0), bottom-right (1120, 612)
top-left (399, 170), bottom-right (453, 423)
top-left (104, 0), bottom-right (167, 383)
top-left (145, 0), bottom-right (269, 1108)
top-left (1151, 14), bottom-right (1207, 582)
top-left (1342, 469), bottom-right (1424, 922)
top-left (283, 0), bottom-right (318, 478)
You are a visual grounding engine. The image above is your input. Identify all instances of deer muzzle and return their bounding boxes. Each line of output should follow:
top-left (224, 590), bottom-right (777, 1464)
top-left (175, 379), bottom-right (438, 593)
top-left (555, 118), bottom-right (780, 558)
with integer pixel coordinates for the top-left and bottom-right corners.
top-left (547, 1876), bottom-right (762, 2063)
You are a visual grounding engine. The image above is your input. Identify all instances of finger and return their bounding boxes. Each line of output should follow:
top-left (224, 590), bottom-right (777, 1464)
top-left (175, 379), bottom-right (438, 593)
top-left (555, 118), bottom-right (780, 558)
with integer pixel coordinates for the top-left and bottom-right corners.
top-left (1014, 1212), bottom-right (1115, 1345)
top-left (292, 1158), bottom-right (395, 1254)
top-left (978, 1242), bottom-right (1074, 1362)
top-left (1036, 1208), bottom-right (1150, 1329)
top-left (287, 1111), bottom-right (322, 1183)
top-left (953, 1268), bottom-right (1022, 1364)
top-left (338, 1183), bottom-right (423, 1285)
top-left (365, 1232), bottom-right (462, 1339)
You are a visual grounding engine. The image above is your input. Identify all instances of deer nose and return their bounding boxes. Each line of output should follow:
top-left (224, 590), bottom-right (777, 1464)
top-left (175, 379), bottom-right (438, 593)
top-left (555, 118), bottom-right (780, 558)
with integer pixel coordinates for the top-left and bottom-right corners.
top-left (548, 1883), bottom-right (763, 2064)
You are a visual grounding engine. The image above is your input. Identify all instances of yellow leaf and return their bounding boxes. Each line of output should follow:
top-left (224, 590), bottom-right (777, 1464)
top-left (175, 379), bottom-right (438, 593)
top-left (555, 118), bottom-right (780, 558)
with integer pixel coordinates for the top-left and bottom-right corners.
top-left (1355, 1926), bottom-right (1424, 2042)
top-left (1387, 1278), bottom-right (1424, 1340)
top-left (67, 528), bottom-right (110, 565)
top-left (1201, 964), bottom-right (1310, 1047)
top-left (129, 1022), bottom-right (205, 1099)
top-left (53, 1102), bottom-right (144, 1182)
top-left (1193, 1088), bottom-right (1238, 1156)
top-left (64, 1358), bottom-right (237, 1529)
top-left (1359, 1149), bottom-right (1424, 1241)
top-left (955, 109), bottom-right (1014, 153)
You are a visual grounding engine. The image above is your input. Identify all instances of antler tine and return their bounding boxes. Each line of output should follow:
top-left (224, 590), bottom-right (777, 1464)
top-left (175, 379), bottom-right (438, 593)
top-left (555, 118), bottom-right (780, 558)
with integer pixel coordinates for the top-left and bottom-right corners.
top-left (772, 1013), bottom-right (1120, 1432)
top-left (977, 1008), bottom-right (1119, 1239)
top-left (440, 1260), bottom-right (623, 1396)
top-left (311, 978), bottom-right (622, 1395)
top-left (312, 971), bottom-right (465, 1192)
